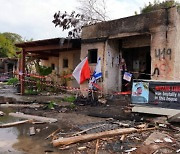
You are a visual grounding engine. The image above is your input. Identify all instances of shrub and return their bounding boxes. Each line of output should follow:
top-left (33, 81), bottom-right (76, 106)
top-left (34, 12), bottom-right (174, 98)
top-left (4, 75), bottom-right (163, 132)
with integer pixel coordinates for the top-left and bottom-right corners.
top-left (7, 78), bottom-right (18, 85)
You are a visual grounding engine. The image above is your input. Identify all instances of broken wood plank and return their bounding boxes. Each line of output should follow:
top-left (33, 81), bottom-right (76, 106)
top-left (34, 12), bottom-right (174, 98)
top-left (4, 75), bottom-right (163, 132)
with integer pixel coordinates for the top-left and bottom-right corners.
top-left (45, 128), bottom-right (61, 140)
top-left (136, 123), bottom-right (148, 129)
top-left (53, 127), bottom-right (156, 147)
top-left (95, 139), bottom-right (99, 154)
top-left (120, 134), bottom-right (126, 142)
top-left (0, 120), bottom-right (32, 128)
top-left (9, 112), bottom-right (57, 123)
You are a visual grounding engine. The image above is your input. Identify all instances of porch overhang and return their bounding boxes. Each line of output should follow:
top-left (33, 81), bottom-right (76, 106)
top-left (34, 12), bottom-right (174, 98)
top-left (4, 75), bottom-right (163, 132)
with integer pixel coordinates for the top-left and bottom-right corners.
top-left (15, 37), bottom-right (81, 95)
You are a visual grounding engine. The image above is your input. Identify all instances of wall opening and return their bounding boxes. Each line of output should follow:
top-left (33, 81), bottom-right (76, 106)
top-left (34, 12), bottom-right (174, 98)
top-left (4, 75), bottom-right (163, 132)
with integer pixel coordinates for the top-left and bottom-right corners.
top-left (63, 59), bottom-right (68, 68)
top-left (121, 46), bottom-right (151, 91)
top-left (88, 49), bottom-right (97, 63)
top-left (51, 63), bottom-right (55, 70)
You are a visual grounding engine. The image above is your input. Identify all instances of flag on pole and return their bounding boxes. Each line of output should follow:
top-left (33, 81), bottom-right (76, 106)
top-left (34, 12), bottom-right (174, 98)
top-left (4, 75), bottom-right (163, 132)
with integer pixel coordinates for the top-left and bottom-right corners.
top-left (92, 57), bottom-right (102, 82)
top-left (89, 57), bottom-right (102, 89)
top-left (72, 57), bottom-right (90, 84)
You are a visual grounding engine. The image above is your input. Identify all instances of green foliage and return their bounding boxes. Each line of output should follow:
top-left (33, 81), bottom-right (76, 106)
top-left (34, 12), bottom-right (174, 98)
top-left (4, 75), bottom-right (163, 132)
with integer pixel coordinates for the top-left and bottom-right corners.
top-left (48, 101), bottom-right (56, 109)
top-left (0, 32), bottom-right (23, 58)
top-left (38, 65), bottom-right (52, 76)
top-left (25, 89), bottom-right (38, 95)
top-left (2, 32), bottom-right (23, 44)
top-left (69, 102), bottom-right (76, 109)
top-left (63, 96), bottom-right (76, 102)
top-left (60, 69), bottom-right (73, 86)
top-left (140, 0), bottom-right (180, 14)
top-left (32, 79), bottom-right (44, 92)
top-left (7, 78), bottom-right (18, 85)
top-left (0, 34), bottom-right (14, 57)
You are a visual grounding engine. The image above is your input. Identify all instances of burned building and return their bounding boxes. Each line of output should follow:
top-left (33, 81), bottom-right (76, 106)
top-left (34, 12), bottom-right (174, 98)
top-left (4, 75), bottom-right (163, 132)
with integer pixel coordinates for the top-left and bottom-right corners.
top-left (81, 7), bottom-right (180, 94)
top-left (0, 58), bottom-right (17, 81)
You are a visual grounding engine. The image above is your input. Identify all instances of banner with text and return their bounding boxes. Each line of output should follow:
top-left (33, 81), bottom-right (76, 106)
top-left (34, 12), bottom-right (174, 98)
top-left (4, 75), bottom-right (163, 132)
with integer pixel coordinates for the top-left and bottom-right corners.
top-left (131, 80), bottom-right (180, 109)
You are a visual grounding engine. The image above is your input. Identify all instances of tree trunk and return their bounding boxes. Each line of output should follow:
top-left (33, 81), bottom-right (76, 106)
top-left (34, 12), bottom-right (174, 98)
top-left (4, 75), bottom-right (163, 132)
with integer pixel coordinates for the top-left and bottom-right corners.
top-left (53, 127), bottom-right (156, 147)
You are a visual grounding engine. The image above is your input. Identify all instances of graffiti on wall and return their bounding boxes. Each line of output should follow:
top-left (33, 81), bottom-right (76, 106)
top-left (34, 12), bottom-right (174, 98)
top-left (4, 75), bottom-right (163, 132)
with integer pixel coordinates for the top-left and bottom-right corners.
top-left (153, 48), bottom-right (172, 77)
top-left (155, 48), bottom-right (172, 60)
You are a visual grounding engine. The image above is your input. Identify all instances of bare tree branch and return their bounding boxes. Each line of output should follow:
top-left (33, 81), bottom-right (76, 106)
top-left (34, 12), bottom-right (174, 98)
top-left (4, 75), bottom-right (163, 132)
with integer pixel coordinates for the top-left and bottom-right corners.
top-left (52, 0), bottom-right (109, 38)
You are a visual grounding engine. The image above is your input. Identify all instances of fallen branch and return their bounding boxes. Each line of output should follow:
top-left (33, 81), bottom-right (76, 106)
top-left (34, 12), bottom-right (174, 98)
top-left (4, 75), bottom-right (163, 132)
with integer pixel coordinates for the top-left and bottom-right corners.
top-left (9, 112), bottom-right (57, 123)
top-left (45, 128), bottom-right (61, 140)
top-left (72, 124), bottom-right (106, 136)
top-left (0, 104), bottom-right (42, 108)
top-left (0, 120), bottom-right (32, 128)
top-left (53, 127), bottom-right (156, 147)
top-left (95, 139), bottom-right (99, 154)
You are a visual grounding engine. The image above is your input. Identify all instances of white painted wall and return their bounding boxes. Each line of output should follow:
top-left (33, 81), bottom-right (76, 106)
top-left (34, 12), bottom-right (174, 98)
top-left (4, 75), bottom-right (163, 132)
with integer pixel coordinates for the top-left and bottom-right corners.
top-left (104, 40), bottom-right (121, 93)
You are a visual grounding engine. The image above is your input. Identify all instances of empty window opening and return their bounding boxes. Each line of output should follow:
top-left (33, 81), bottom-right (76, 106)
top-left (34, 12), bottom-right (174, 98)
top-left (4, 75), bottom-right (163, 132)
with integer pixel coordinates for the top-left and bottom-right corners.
top-left (63, 59), bottom-right (68, 68)
top-left (51, 63), bottom-right (55, 70)
top-left (88, 49), bottom-right (98, 63)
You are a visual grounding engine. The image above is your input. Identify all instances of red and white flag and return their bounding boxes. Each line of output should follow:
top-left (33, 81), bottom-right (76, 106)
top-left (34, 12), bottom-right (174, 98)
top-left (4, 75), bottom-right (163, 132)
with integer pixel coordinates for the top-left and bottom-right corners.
top-left (72, 57), bottom-right (90, 84)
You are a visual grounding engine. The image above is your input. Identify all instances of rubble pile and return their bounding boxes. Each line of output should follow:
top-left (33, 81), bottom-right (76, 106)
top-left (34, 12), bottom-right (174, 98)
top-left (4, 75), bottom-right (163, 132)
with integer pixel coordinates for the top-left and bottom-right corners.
top-left (45, 117), bottom-right (180, 154)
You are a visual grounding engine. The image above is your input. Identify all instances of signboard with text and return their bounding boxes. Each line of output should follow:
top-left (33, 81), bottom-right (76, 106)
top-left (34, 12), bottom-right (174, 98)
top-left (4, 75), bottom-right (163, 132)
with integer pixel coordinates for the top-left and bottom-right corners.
top-left (131, 80), bottom-right (180, 109)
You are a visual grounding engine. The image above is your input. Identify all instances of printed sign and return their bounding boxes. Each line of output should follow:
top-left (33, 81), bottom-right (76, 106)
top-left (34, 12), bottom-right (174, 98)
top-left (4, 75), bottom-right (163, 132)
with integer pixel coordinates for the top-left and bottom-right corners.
top-left (123, 72), bottom-right (132, 82)
top-left (131, 80), bottom-right (180, 109)
top-left (132, 81), bottom-right (149, 103)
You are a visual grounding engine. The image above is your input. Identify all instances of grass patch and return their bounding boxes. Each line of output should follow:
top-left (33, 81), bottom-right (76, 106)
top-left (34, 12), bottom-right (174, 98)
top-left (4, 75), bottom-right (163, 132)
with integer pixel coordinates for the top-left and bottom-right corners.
top-left (63, 96), bottom-right (76, 102)
top-left (25, 89), bottom-right (38, 95)
top-left (48, 101), bottom-right (56, 109)
top-left (69, 102), bottom-right (76, 109)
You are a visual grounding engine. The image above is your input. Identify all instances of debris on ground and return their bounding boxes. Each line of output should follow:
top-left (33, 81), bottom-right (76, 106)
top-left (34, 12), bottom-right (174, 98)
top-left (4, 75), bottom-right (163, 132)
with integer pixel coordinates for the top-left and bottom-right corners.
top-left (43, 116), bottom-right (180, 153)
top-left (134, 131), bottom-right (178, 154)
top-left (73, 95), bottom-right (100, 106)
top-left (52, 124), bottom-right (156, 147)
top-left (144, 131), bottom-right (174, 145)
top-left (0, 111), bottom-right (4, 116)
top-left (0, 84), bottom-right (180, 153)
top-left (124, 147), bottom-right (137, 153)
top-left (29, 126), bottom-right (36, 136)
top-left (168, 112), bottom-right (180, 123)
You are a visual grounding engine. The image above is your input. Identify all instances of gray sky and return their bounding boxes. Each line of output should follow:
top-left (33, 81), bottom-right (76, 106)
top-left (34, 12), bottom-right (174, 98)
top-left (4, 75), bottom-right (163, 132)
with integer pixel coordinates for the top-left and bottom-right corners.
top-left (0, 0), bottom-right (171, 40)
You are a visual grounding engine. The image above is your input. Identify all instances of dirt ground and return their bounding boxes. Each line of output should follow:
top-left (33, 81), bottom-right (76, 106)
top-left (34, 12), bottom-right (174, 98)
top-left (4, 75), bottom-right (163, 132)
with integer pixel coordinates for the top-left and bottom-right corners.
top-left (0, 84), bottom-right (180, 154)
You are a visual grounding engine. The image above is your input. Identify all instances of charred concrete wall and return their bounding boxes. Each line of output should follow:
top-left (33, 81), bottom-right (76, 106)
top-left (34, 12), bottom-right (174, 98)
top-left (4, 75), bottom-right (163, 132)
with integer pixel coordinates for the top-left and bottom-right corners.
top-left (151, 7), bottom-right (179, 81)
top-left (59, 50), bottom-right (80, 87)
top-left (82, 8), bottom-right (167, 39)
top-left (174, 9), bottom-right (180, 80)
top-left (80, 42), bottom-right (105, 95)
top-left (42, 50), bottom-right (81, 88)
top-left (41, 56), bottom-right (59, 83)
top-left (104, 40), bottom-right (121, 93)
